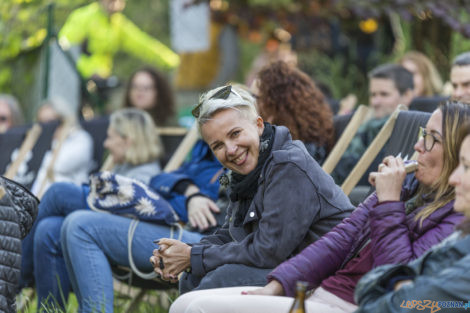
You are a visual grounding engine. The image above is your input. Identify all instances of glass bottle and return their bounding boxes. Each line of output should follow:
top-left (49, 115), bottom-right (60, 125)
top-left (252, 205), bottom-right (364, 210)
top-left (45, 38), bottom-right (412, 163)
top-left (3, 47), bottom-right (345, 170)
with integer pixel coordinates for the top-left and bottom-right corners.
top-left (288, 281), bottom-right (308, 313)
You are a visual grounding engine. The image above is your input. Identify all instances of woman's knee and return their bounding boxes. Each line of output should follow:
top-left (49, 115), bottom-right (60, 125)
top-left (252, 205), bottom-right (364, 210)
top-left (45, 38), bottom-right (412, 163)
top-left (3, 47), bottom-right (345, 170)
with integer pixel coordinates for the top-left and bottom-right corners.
top-left (61, 211), bottom-right (99, 244)
top-left (39, 182), bottom-right (79, 212)
top-left (34, 217), bottom-right (64, 252)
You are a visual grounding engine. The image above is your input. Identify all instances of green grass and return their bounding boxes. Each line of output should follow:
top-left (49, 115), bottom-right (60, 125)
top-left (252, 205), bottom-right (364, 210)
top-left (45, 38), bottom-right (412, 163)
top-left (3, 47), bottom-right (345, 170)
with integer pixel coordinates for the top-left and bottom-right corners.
top-left (18, 288), bottom-right (177, 313)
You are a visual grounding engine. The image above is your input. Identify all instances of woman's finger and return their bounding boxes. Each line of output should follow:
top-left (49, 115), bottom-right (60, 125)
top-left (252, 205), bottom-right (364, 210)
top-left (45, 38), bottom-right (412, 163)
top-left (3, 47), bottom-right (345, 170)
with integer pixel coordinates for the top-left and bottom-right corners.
top-left (208, 200), bottom-right (220, 213)
top-left (200, 206), bottom-right (216, 228)
top-left (188, 215), bottom-right (197, 228)
top-left (196, 211), bottom-right (209, 230)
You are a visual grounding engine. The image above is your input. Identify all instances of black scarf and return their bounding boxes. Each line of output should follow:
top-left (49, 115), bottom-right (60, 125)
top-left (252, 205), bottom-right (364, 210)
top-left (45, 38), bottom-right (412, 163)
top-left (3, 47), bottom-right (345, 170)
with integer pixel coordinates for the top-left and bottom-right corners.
top-left (225, 123), bottom-right (275, 226)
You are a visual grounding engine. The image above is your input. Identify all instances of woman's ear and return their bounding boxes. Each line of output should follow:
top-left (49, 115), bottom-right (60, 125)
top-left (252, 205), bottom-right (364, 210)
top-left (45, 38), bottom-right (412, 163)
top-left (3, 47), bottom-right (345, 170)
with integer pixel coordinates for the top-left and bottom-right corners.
top-left (256, 116), bottom-right (264, 136)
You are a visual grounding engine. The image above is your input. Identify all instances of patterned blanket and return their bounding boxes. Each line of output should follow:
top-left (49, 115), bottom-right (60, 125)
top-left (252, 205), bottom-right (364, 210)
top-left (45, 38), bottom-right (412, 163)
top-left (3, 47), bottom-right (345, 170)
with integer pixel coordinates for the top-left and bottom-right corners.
top-left (87, 171), bottom-right (179, 225)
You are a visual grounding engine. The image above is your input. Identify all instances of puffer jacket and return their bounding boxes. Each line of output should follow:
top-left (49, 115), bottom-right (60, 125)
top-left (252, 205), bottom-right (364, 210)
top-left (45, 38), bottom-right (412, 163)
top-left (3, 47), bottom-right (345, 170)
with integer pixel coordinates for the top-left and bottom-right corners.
top-left (354, 232), bottom-right (470, 313)
top-left (0, 177), bottom-right (39, 313)
top-left (268, 174), bottom-right (464, 297)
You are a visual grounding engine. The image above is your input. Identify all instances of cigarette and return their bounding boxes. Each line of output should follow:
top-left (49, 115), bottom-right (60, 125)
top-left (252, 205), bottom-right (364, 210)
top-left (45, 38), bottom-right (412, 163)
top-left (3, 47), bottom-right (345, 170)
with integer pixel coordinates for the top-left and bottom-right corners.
top-left (405, 161), bottom-right (418, 173)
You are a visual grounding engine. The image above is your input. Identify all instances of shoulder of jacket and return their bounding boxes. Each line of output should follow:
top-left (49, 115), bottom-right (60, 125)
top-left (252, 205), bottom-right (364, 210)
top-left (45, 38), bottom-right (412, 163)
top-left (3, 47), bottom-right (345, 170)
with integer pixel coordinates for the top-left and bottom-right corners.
top-left (271, 141), bottom-right (309, 166)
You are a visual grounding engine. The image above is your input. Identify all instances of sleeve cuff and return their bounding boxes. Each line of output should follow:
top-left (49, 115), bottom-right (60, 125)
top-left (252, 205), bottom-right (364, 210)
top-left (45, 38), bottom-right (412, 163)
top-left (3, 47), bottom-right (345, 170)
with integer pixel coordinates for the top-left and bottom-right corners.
top-left (190, 245), bottom-right (206, 276)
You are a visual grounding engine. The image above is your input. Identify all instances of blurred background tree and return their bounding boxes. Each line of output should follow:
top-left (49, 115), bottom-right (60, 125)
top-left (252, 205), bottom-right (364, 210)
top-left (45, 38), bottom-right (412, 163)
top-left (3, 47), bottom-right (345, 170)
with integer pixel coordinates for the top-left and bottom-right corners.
top-left (2, 0), bottom-right (470, 120)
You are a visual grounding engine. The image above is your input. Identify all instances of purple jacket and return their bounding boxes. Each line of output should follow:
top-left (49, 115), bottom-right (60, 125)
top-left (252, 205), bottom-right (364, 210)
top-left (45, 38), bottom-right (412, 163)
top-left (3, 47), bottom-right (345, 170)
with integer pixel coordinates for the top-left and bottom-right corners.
top-left (268, 175), bottom-right (464, 297)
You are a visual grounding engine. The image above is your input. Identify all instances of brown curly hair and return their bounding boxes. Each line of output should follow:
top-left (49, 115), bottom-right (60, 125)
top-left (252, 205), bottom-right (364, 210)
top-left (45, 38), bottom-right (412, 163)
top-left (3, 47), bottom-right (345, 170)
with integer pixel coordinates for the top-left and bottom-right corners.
top-left (257, 61), bottom-right (334, 150)
top-left (124, 67), bottom-right (175, 125)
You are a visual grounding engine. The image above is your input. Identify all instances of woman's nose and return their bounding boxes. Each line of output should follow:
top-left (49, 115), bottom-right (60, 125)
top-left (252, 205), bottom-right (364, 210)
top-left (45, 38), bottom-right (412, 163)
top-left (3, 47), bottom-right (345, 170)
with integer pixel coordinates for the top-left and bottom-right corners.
top-left (414, 137), bottom-right (425, 153)
top-left (226, 143), bottom-right (237, 155)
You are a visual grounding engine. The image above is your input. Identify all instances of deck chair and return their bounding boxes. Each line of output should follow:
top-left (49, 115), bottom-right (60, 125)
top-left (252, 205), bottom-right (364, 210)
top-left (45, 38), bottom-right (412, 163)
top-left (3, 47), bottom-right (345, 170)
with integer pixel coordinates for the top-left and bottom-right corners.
top-left (322, 105), bottom-right (372, 174)
top-left (344, 109), bottom-right (431, 204)
top-left (1, 122), bottom-right (59, 189)
top-left (341, 105), bottom-right (407, 196)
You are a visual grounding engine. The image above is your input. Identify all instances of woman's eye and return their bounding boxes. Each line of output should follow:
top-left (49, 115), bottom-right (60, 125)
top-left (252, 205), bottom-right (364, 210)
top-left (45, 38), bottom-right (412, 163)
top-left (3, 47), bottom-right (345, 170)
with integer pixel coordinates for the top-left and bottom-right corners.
top-left (231, 130), bottom-right (240, 138)
top-left (212, 143), bottom-right (222, 151)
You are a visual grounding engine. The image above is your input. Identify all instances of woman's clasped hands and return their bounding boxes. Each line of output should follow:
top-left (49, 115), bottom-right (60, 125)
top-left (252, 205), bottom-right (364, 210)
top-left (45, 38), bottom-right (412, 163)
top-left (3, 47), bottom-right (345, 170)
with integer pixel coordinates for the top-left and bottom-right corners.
top-left (150, 238), bottom-right (192, 283)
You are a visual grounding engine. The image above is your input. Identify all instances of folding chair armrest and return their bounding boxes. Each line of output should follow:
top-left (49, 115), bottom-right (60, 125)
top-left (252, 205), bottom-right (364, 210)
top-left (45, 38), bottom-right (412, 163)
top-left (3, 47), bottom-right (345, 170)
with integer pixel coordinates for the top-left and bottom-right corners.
top-left (322, 105), bottom-right (371, 174)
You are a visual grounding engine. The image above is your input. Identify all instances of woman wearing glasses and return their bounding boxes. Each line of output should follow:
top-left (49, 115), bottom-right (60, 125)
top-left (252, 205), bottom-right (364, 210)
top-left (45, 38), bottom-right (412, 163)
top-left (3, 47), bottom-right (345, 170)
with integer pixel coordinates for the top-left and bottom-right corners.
top-left (354, 120), bottom-right (470, 313)
top-left (151, 84), bottom-right (354, 295)
top-left (169, 100), bottom-right (470, 313)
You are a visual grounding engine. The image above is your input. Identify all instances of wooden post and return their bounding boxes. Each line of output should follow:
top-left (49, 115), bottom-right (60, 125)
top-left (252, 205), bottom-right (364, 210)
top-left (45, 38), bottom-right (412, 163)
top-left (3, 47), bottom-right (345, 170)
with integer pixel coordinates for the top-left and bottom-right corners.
top-left (163, 123), bottom-right (199, 172)
top-left (322, 105), bottom-right (371, 174)
top-left (4, 124), bottom-right (43, 179)
top-left (36, 121), bottom-right (74, 199)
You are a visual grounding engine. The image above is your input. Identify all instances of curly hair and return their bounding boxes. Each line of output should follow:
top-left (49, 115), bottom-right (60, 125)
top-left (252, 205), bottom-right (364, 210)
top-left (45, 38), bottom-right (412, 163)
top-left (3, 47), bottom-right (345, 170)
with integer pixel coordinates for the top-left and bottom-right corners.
top-left (124, 67), bottom-right (175, 125)
top-left (257, 61), bottom-right (334, 150)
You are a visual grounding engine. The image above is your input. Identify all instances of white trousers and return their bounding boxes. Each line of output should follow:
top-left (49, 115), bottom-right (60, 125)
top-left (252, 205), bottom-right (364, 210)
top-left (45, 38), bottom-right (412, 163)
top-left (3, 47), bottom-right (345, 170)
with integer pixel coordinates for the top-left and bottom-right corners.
top-left (170, 286), bottom-right (358, 313)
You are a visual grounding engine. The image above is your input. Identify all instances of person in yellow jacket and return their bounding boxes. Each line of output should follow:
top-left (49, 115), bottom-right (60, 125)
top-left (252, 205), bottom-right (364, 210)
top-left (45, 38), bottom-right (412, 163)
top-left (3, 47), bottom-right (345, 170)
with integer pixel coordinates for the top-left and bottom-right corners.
top-left (58, 0), bottom-right (180, 79)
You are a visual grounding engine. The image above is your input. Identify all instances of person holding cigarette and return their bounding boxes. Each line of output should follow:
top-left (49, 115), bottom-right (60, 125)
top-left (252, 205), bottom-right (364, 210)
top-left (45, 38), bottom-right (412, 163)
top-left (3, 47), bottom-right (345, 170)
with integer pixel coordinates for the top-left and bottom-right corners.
top-left (354, 119), bottom-right (470, 313)
top-left (169, 100), bottom-right (470, 313)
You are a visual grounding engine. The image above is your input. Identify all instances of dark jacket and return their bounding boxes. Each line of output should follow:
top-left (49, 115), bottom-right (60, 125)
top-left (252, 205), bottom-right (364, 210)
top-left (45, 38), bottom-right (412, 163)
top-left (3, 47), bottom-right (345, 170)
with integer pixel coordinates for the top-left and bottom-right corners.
top-left (354, 232), bottom-right (470, 313)
top-left (0, 177), bottom-right (38, 313)
top-left (268, 174), bottom-right (463, 298)
top-left (190, 125), bottom-right (354, 276)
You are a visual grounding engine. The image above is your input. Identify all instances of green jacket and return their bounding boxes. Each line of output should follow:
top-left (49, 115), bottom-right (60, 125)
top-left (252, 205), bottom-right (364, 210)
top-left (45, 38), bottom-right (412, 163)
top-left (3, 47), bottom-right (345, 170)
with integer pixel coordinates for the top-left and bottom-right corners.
top-left (59, 2), bottom-right (179, 78)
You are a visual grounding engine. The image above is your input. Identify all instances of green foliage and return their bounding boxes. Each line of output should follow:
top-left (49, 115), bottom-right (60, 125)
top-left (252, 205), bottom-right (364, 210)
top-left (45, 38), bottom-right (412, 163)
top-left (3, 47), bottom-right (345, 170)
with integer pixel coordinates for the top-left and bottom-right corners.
top-left (247, 0), bottom-right (292, 7)
top-left (298, 50), bottom-right (369, 105)
top-left (0, 0), bottom-right (89, 94)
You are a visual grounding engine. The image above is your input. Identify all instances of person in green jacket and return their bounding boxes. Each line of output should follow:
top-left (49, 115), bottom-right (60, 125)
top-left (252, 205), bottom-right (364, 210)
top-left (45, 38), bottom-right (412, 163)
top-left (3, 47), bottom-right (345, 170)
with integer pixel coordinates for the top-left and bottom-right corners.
top-left (58, 0), bottom-right (180, 80)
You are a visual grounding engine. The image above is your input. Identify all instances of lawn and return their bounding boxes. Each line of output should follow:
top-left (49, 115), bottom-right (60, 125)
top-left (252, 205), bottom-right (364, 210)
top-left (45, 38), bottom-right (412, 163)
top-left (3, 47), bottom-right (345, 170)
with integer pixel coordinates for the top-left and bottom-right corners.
top-left (18, 283), bottom-right (178, 313)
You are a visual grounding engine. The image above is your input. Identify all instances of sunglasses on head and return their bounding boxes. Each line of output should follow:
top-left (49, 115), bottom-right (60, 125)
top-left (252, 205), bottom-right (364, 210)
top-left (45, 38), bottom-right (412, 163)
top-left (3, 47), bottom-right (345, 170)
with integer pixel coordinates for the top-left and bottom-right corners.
top-left (192, 85), bottom-right (232, 118)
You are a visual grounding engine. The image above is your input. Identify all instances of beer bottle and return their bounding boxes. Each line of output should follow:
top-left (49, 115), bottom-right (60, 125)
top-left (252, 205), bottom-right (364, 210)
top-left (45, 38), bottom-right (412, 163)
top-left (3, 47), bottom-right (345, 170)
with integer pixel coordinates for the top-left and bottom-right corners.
top-left (288, 281), bottom-right (308, 313)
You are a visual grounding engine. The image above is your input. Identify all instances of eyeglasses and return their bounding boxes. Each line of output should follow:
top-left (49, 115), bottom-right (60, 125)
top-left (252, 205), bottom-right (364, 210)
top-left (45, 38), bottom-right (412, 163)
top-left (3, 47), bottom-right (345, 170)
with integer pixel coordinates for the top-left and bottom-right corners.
top-left (418, 126), bottom-right (442, 152)
top-left (192, 85), bottom-right (232, 118)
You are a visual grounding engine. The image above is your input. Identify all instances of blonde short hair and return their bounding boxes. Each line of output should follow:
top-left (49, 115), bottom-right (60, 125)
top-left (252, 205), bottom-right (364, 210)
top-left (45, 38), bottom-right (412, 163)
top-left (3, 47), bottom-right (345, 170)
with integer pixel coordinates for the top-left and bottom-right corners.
top-left (195, 85), bottom-right (258, 131)
top-left (110, 108), bottom-right (163, 165)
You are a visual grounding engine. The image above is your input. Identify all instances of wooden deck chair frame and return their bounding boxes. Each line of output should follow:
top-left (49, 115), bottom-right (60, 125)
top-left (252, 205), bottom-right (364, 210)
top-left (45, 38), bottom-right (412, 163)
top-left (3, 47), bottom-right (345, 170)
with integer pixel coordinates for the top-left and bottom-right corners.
top-left (322, 105), bottom-right (372, 174)
top-left (3, 124), bottom-right (42, 179)
top-left (341, 105), bottom-right (407, 196)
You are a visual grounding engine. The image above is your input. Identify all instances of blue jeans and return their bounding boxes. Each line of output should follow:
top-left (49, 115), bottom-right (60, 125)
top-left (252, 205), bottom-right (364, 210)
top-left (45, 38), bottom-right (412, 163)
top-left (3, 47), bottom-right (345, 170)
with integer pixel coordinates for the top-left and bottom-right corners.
top-left (21, 182), bottom-right (87, 310)
top-left (61, 210), bottom-right (204, 313)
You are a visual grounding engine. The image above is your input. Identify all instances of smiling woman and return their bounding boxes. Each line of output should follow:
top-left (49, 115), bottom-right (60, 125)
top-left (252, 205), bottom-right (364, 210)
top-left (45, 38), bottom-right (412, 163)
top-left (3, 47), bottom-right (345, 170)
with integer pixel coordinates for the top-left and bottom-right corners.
top-left (151, 84), bottom-right (354, 296)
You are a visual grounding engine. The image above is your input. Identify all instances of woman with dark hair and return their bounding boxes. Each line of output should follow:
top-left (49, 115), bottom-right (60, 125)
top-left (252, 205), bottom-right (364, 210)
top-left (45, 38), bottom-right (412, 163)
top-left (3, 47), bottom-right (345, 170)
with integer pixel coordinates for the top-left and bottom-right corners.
top-left (124, 66), bottom-right (175, 125)
top-left (256, 61), bottom-right (334, 164)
